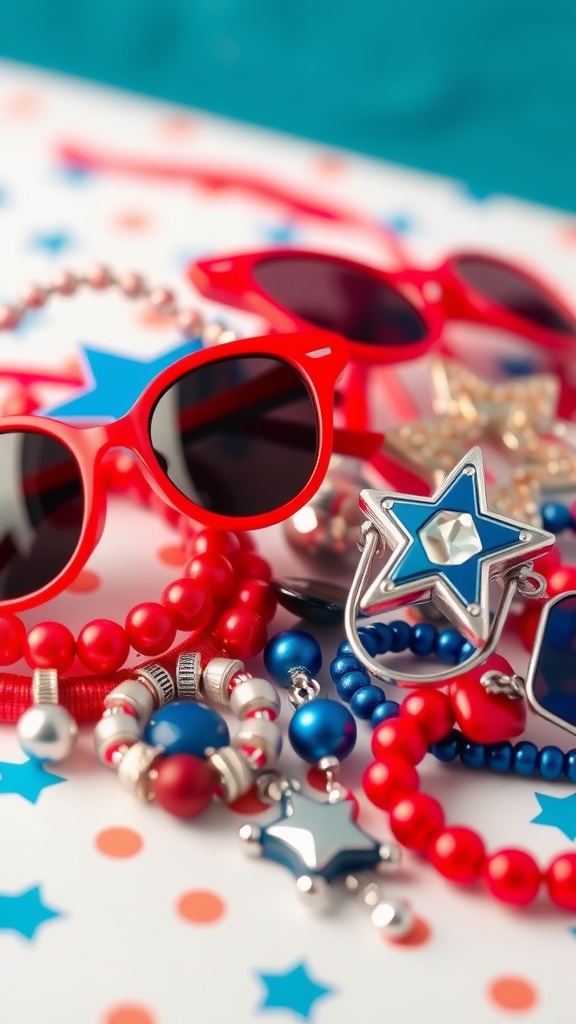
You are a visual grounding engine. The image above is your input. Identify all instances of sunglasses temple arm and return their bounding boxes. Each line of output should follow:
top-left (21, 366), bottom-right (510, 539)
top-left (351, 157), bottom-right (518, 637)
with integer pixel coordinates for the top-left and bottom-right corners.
top-left (332, 426), bottom-right (383, 460)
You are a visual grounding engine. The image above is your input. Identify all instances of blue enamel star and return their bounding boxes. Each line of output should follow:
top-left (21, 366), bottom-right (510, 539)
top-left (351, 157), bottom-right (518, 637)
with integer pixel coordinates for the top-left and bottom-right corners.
top-left (531, 791), bottom-right (576, 841)
top-left (256, 961), bottom-right (334, 1020)
top-left (0, 885), bottom-right (64, 940)
top-left (359, 447), bottom-right (554, 644)
top-left (41, 339), bottom-right (201, 422)
top-left (0, 758), bottom-right (66, 804)
top-left (29, 230), bottom-right (75, 255)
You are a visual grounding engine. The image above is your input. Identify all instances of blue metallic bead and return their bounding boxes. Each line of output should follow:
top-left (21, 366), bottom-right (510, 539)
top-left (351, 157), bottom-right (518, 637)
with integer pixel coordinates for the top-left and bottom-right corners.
top-left (430, 729), bottom-right (460, 762)
top-left (356, 626), bottom-right (380, 657)
top-left (288, 698), bottom-right (357, 763)
top-left (144, 701), bottom-right (229, 758)
top-left (541, 500), bottom-right (573, 534)
top-left (537, 745), bottom-right (565, 781)
top-left (264, 629), bottom-right (322, 687)
top-left (565, 750), bottom-right (576, 782)
top-left (435, 628), bottom-right (464, 664)
top-left (459, 739), bottom-right (485, 768)
top-left (370, 700), bottom-right (400, 727)
top-left (408, 622), bottom-right (437, 657)
top-left (329, 655), bottom-right (361, 683)
top-left (371, 622), bottom-right (393, 653)
top-left (337, 640), bottom-right (355, 658)
top-left (457, 640), bottom-right (476, 664)
top-left (485, 741), bottom-right (513, 773)
top-left (350, 684), bottom-right (387, 720)
top-left (512, 740), bottom-right (538, 776)
top-left (389, 620), bottom-right (411, 653)
top-left (335, 670), bottom-right (370, 703)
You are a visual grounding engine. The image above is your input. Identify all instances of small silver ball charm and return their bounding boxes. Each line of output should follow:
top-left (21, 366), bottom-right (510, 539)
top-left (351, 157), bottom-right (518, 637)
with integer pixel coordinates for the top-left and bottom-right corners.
top-left (17, 703), bottom-right (78, 763)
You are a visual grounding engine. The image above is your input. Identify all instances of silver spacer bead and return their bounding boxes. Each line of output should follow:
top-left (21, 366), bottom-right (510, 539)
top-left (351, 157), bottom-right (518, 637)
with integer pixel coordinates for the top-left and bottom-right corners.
top-left (175, 652), bottom-right (202, 700)
top-left (202, 658), bottom-right (245, 706)
top-left (208, 745), bottom-right (254, 803)
top-left (229, 678), bottom-right (281, 720)
top-left (94, 712), bottom-right (142, 768)
top-left (234, 718), bottom-right (282, 767)
top-left (31, 668), bottom-right (59, 705)
top-left (370, 898), bottom-right (414, 939)
top-left (295, 874), bottom-right (331, 911)
top-left (116, 741), bottom-right (164, 802)
top-left (104, 680), bottom-right (155, 723)
top-left (377, 842), bottom-right (402, 875)
top-left (17, 704), bottom-right (78, 763)
top-left (135, 664), bottom-right (175, 707)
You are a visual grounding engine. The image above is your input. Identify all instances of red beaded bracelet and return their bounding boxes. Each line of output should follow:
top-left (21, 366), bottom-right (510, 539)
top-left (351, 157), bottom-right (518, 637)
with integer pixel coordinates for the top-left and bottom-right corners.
top-left (363, 688), bottom-right (576, 912)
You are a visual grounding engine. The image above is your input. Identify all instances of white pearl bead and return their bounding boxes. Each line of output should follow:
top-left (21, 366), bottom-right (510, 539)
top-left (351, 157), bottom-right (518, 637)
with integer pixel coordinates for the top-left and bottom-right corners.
top-left (230, 678), bottom-right (281, 719)
top-left (17, 704), bottom-right (78, 763)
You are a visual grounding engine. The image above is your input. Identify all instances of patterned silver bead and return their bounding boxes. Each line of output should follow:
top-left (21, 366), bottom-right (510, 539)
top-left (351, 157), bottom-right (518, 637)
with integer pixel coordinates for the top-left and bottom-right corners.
top-left (229, 678), bottom-right (281, 720)
top-left (234, 718), bottom-right (282, 767)
top-left (202, 658), bottom-right (245, 706)
top-left (104, 680), bottom-right (155, 722)
top-left (135, 664), bottom-right (175, 707)
top-left (31, 668), bottom-right (59, 705)
top-left (175, 652), bottom-right (202, 700)
top-left (17, 704), bottom-right (78, 764)
top-left (208, 746), bottom-right (254, 803)
top-left (94, 712), bottom-right (142, 767)
top-left (116, 741), bottom-right (163, 802)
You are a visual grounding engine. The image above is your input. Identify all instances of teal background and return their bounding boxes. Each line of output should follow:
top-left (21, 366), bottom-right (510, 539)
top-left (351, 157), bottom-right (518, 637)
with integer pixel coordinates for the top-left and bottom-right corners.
top-left (0, 0), bottom-right (575, 211)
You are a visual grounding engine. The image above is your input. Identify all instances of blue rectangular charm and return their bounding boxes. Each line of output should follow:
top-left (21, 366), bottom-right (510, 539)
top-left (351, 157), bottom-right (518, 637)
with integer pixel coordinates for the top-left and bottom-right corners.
top-left (526, 592), bottom-right (576, 735)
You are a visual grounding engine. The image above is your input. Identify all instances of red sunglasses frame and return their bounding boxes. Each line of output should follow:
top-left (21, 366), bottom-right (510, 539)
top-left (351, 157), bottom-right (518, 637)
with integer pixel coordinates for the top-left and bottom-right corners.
top-left (1, 329), bottom-right (381, 613)
top-left (189, 247), bottom-right (576, 370)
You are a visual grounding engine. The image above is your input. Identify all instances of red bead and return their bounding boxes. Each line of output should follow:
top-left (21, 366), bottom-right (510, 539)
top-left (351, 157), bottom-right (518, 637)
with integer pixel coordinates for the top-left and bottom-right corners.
top-left (160, 579), bottom-right (214, 632)
top-left (518, 606), bottom-right (543, 652)
top-left (229, 550), bottom-right (272, 583)
top-left (534, 545), bottom-right (561, 577)
top-left (362, 756), bottom-right (419, 811)
top-left (77, 619), bottom-right (130, 673)
top-left (399, 689), bottom-right (455, 743)
top-left (0, 613), bottom-right (26, 664)
top-left (125, 602), bottom-right (177, 656)
top-left (371, 718), bottom-right (428, 765)
top-left (184, 552), bottom-right (235, 601)
top-left (449, 654), bottom-right (526, 744)
top-left (152, 753), bottom-right (216, 818)
top-left (546, 853), bottom-right (576, 911)
top-left (429, 827), bottom-right (486, 884)
top-left (189, 529), bottom-right (241, 558)
top-left (547, 565), bottom-right (576, 597)
top-left (26, 621), bottom-right (76, 673)
top-left (231, 578), bottom-right (277, 623)
top-left (213, 607), bottom-right (267, 660)
top-left (1, 390), bottom-right (38, 416)
top-left (235, 531), bottom-right (256, 551)
top-left (389, 792), bottom-right (445, 852)
top-left (484, 848), bottom-right (542, 906)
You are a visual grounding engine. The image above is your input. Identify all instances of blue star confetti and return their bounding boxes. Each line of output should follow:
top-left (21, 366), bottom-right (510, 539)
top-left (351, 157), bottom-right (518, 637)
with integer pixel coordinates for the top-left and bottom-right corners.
top-left (0, 759), bottom-right (66, 804)
top-left (55, 164), bottom-right (95, 187)
top-left (0, 885), bottom-right (64, 940)
top-left (256, 961), bottom-right (334, 1020)
top-left (381, 212), bottom-right (415, 235)
top-left (531, 791), bottom-right (576, 841)
top-left (29, 230), bottom-right (75, 255)
top-left (42, 339), bottom-right (201, 421)
top-left (260, 220), bottom-right (299, 244)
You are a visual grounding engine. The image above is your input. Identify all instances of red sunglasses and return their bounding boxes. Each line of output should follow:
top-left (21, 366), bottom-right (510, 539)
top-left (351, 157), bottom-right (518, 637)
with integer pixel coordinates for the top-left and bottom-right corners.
top-left (0, 329), bottom-right (381, 612)
top-left (189, 247), bottom-right (576, 374)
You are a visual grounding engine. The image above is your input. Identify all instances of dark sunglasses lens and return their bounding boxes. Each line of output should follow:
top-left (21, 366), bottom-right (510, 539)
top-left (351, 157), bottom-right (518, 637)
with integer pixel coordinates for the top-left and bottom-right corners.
top-left (0, 431), bottom-right (84, 600)
top-left (452, 257), bottom-right (576, 335)
top-left (253, 255), bottom-right (427, 347)
top-left (149, 355), bottom-right (319, 518)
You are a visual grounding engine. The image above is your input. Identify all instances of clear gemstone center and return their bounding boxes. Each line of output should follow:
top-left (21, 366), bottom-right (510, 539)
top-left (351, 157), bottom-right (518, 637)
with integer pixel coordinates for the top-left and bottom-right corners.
top-left (419, 510), bottom-right (482, 565)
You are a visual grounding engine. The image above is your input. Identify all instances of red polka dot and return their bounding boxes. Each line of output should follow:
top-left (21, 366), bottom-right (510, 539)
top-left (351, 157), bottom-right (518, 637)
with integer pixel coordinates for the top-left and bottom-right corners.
top-left (228, 788), bottom-right (269, 815)
top-left (68, 569), bottom-right (101, 594)
top-left (176, 889), bottom-right (225, 924)
top-left (387, 916), bottom-right (432, 947)
top-left (487, 976), bottom-right (538, 1012)
top-left (103, 1006), bottom-right (156, 1024)
top-left (156, 543), bottom-right (186, 567)
top-left (307, 766), bottom-right (330, 792)
top-left (95, 827), bottom-right (143, 859)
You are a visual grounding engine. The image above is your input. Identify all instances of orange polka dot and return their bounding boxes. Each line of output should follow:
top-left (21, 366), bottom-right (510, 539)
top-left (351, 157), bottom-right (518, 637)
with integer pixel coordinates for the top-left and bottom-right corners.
top-left (114, 211), bottom-right (151, 232)
top-left (136, 308), bottom-right (174, 330)
top-left (158, 113), bottom-right (198, 137)
top-left (387, 916), bottom-right (432, 947)
top-left (488, 976), bottom-right (538, 1012)
top-left (95, 827), bottom-right (143, 859)
top-left (313, 153), bottom-right (347, 176)
top-left (68, 569), bottom-right (101, 594)
top-left (103, 1005), bottom-right (156, 1024)
top-left (228, 788), bottom-right (269, 815)
top-left (176, 889), bottom-right (225, 924)
top-left (156, 543), bottom-right (186, 566)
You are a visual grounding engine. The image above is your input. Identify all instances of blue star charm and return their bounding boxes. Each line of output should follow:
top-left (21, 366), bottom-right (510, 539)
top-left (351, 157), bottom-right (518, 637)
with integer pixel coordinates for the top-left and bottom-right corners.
top-left (531, 791), bottom-right (576, 841)
top-left (257, 961), bottom-right (334, 1020)
top-left (41, 339), bottom-right (201, 422)
top-left (359, 446), bottom-right (554, 644)
top-left (0, 885), bottom-right (64, 940)
top-left (0, 758), bottom-right (66, 804)
top-left (29, 230), bottom-right (74, 255)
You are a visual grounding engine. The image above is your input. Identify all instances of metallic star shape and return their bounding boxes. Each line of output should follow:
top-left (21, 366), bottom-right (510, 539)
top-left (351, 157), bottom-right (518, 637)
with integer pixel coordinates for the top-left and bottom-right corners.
top-left (41, 339), bottom-right (201, 422)
top-left (0, 759), bottom-right (66, 804)
top-left (251, 789), bottom-right (382, 883)
top-left (256, 961), bottom-right (334, 1020)
top-left (360, 446), bottom-right (554, 644)
top-left (0, 885), bottom-right (64, 940)
top-left (531, 791), bottom-right (576, 841)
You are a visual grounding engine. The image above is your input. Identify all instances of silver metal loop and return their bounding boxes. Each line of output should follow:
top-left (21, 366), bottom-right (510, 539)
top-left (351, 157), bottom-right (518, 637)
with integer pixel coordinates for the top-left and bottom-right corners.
top-left (288, 672), bottom-right (322, 709)
top-left (345, 525), bottom-right (520, 687)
